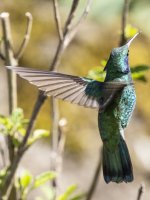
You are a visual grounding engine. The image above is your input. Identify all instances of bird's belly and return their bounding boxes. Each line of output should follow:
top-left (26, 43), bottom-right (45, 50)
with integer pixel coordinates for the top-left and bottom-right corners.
top-left (98, 86), bottom-right (136, 142)
top-left (115, 86), bottom-right (136, 128)
top-left (98, 105), bottom-right (120, 143)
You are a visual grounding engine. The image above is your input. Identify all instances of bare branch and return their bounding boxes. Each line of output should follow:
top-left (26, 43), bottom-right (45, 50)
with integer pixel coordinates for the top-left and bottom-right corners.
top-left (64, 0), bottom-right (93, 48)
top-left (86, 148), bottom-right (102, 200)
top-left (63, 0), bottom-right (80, 36)
top-left (119, 0), bottom-right (130, 46)
top-left (0, 13), bottom-right (18, 199)
top-left (15, 12), bottom-right (33, 59)
top-left (51, 98), bottom-right (60, 152)
top-left (0, 12), bottom-right (18, 113)
top-left (0, 15), bottom-right (18, 198)
top-left (50, 0), bottom-right (80, 71)
top-left (0, 53), bottom-right (5, 61)
top-left (21, 92), bottom-right (46, 150)
top-left (50, 117), bottom-right (67, 197)
top-left (137, 183), bottom-right (145, 200)
top-left (52, 0), bottom-right (63, 41)
top-left (72, 0), bottom-right (93, 31)
top-left (58, 118), bottom-right (67, 155)
top-left (0, 145), bottom-right (6, 168)
top-left (0, 38), bottom-right (5, 61)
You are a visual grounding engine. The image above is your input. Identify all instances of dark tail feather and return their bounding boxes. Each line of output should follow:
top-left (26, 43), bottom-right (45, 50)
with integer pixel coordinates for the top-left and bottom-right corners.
top-left (103, 136), bottom-right (133, 183)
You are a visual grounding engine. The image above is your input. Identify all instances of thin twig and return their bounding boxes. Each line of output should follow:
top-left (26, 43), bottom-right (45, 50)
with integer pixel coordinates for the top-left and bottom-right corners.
top-left (49, 1), bottom-right (81, 196)
top-left (20, 91), bottom-right (46, 150)
top-left (86, 148), bottom-right (102, 200)
top-left (0, 12), bottom-right (18, 113)
top-left (15, 12), bottom-right (33, 59)
top-left (0, 38), bottom-right (5, 61)
top-left (63, 0), bottom-right (80, 36)
top-left (0, 53), bottom-right (5, 61)
top-left (52, 0), bottom-right (63, 41)
top-left (74, 0), bottom-right (93, 28)
top-left (0, 145), bottom-right (6, 168)
top-left (0, 13), bottom-right (18, 200)
top-left (119, 0), bottom-right (130, 46)
top-left (50, 117), bottom-right (67, 191)
top-left (58, 118), bottom-right (67, 155)
top-left (51, 98), bottom-right (60, 153)
top-left (50, 0), bottom-right (80, 71)
top-left (0, 12), bottom-right (17, 193)
top-left (66, 0), bottom-right (93, 46)
top-left (137, 183), bottom-right (145, 200)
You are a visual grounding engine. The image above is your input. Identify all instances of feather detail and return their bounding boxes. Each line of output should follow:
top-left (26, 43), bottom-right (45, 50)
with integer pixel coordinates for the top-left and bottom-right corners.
top-left (6, 66), bottom-right (129, 110)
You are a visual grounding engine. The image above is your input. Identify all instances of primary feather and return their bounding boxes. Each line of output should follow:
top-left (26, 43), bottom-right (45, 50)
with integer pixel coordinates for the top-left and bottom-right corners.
top-left (6, 66), bottom-right (127, 111)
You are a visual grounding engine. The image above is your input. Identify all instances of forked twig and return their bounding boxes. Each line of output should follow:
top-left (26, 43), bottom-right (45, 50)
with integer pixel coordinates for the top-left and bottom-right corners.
top-left (0, 12), bottom-right (18, 199)
top-left (15, 12), bottom-right (33, 59)
top-left (64, 0), bottom-right (93, 48)
top-left (71, 0), bottom-right (93, 32)
top-left (63, 0), bottom-right (80, 36)
top-left (0, 12), bottom-right (18, 113)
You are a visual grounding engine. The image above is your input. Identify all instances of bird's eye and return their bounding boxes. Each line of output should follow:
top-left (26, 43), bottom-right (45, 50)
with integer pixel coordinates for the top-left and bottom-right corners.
top-left (127, 50), bottom-right (129, 56)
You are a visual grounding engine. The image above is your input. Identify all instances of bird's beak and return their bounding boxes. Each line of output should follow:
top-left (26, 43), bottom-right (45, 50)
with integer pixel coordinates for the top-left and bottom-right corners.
top-left (126, 32), bottom-right (140, 47)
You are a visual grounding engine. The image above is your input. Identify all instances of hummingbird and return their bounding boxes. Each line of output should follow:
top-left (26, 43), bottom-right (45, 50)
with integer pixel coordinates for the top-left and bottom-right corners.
top-left (7, 33), bottom-right (139, 183)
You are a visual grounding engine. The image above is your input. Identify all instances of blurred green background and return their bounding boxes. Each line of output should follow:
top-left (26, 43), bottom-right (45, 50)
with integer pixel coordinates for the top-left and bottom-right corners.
top-left (1, 0), bottom-right (150, 199)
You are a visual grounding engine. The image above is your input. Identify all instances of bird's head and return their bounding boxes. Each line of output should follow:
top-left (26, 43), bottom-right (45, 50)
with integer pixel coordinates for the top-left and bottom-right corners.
top-left (104, 33), bottom-right (139, 77)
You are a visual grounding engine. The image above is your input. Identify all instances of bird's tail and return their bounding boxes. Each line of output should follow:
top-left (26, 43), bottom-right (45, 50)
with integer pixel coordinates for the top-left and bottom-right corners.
top-left (102, 135), bottom-right (133, 183)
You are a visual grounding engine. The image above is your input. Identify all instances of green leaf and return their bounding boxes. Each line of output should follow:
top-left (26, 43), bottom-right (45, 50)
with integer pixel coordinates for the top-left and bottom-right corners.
top-left (28, 129), bottom-right (49, 145)
top-left (12, 137), bottom-right (20, 147)
top-left (131, 65), bottom-right (150, 73)
top-left (11, 108), bottom-right (24, 124)
top-left (100, 60), bottom-right (107, 67)
top-left (70, 193), bottom-right (85, 200)
top-left (0, 115), bottom-right (13, 134)
top-left (131, 65), bottom-right (150, 82)
top-left (57, 185), bottom-right (78, 200)
top-left (0, 168), bottom-right (8, 186)
top-left (0, 168), bottom-right (8, 180)
top-left (125, 24), bottom-right (138, 38)
top-left (87, 67), bottom-right (106, 82)
top-left (0, 108), bottom-right (28, 137)
top-left (0, 116), bottom-right (7, 135)
top-left (33, 171), bottom-right (57, 189)
top-left (16, 170), bottom-right (33, 189)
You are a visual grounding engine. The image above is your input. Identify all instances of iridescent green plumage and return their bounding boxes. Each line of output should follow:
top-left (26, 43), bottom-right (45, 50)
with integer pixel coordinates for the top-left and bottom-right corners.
top-left (98, 43), bottom-right (136, 183)
top-left (6, 33), bottom-right (139, 184)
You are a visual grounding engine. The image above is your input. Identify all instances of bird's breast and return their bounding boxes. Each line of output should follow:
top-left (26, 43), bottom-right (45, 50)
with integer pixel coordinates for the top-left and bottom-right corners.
top-left (114, 85), bottom-right (136, 127)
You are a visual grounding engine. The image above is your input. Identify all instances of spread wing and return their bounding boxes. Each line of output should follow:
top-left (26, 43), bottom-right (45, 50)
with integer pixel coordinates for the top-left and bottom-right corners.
top-left (6, 66), bottom-right (128, 111)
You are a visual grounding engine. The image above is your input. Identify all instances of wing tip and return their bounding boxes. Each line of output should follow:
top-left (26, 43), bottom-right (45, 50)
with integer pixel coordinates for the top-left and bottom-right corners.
top-left (6, 65), bottom-right (13, 70)
top-left (6, 66), bottom-right (19, 72)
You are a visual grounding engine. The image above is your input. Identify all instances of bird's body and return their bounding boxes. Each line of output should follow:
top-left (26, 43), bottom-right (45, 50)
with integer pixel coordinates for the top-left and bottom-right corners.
top-left (97, 43), bottom-right (137, 183)
top-left (99, 75), bottom-right (136, 183)
top-left (7, 33), bottom-right (139, 184)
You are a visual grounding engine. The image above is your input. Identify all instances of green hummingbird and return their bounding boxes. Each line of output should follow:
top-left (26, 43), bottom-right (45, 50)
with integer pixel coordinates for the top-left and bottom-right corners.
top-left (7, 33), bottom-right (139, 183)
